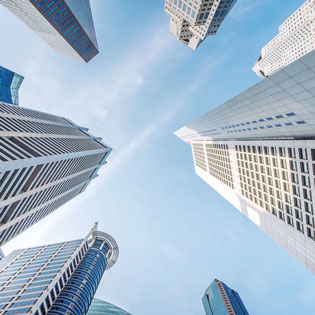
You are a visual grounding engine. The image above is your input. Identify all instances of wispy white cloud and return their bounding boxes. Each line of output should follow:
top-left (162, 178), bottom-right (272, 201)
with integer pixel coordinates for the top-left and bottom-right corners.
top-left (1, 22), bottom-right (182, 254)
top-left (229, 0), bottom-right (264, 21)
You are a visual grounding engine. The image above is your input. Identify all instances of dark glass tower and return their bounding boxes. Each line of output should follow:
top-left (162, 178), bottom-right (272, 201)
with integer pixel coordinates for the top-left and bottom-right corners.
top-left (87, 298), bottom-right (130, 315)
top-left (0, 66), bottom-right (24, 105)
top-left (202, 279), bottom-right (249, 315)
top-left (0, 0), bottom-right (99, 63)
top-left (0, 223), bottom-right (118, 314)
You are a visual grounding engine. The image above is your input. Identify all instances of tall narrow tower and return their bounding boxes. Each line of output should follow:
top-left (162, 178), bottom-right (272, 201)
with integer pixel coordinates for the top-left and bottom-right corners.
top-left (165, 0), bottom-right (237, 50)
top-left (176, 50), bottom-right (315, 273)
top-left (0, 0), bottom-right (99, 62)
top-left (0, 101), bottom-right (111, 246)
top-left (0, 223), bottom-right (119, 314)
top-left (253, 0), bottom-right (315, 78)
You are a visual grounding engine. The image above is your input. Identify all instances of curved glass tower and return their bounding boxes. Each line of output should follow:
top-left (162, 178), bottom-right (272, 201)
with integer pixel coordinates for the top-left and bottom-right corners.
top-left (48, 231), bottom-right (118, 315)
top-left (0, 223), bottom-right (118, 314)
top-left (87, 298), bottom-right (130, 315)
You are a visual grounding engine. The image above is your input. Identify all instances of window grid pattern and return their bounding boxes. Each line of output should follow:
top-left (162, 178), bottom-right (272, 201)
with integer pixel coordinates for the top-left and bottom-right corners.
top-left (165, 0), bottom-right (237, 50)
top-left (175, 51), bottom-right (315, 143)
top-left (0, 102), bottom-right (111, 246)
top-left (205, 143), bottom-right (234, 189)
top-left (0, 239), bottom-right (87, 314)
top-left (0, 0), bottom-right (98, 62)
top-left (0, 186), bottom-right (83, 246)
top-left (192, 143), bottom-right (207, 172)
top-left (253, 0), bottom-right (315, 77)
top-left (236, 144), bottom-right (315, 240)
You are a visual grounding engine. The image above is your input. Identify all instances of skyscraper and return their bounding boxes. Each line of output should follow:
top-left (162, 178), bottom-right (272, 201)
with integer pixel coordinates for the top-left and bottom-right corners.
top-left (0, 223), bottom-right (119, 314)
top-left (0, 0), bottom-right (99, 63)
top-left (175, 50), bottom-right (315, 273)
top-left (253, 0), bottom-right (315, 78)
top-left (202, 279), bottom-right (249, 315)
top-left (87, 298), bottom-right (130, 315)
top-left (0, 101), bottom-right (111, 246)
top-left (164, 0), bottom-right (237, 50)
top-left (0, 66), bottom-right (24, 106)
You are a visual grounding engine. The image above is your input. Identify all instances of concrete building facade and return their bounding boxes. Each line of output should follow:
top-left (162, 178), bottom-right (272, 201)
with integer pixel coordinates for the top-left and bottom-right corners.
top-left (253, 0), bottom-right (315, 78)
top-left (176, 51), bottom-right (315, 273)
top-left (165, 0), bottom-right (237, 50)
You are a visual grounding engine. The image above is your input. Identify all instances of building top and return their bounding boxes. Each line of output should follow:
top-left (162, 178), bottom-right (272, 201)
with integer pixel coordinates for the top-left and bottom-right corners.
top-left (202, 279), bottom-right (249, 315)
top-left (87, 298), bottom-right (131, 315)
top-left (175, 50), bottom-right (315, 142)
top-left (253, 0), bottom-right (315, 78)
top-left (0, 0), bottom-right (99, 62)
top-left (91, 227), bottom-right (119, 270)
top-left (0, 66), bottom-right (24, 106)
top-left (64, 0), bottom-right (98, 49)
top-left (165, 0), bottom-right (237, 50)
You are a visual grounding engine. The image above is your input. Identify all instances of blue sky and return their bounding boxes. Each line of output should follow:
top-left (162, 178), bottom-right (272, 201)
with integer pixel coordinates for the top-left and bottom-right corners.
top-left (1, 0), bottom-right (314, 314)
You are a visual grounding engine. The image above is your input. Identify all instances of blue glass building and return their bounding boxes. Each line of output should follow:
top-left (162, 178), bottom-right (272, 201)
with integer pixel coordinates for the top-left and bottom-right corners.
top-left (0, 0), bottom-right (99, 63)
top-left (0, 223), bottom-right (118, 314)
top-left (87, 298), bottom-right (130, 315)
top-left (0, 66), bottom-right (24, 105)
top-left (202, 279), bottom-right (249, 315)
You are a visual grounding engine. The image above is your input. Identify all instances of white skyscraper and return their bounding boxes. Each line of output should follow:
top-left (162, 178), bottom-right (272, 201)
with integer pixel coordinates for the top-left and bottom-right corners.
top-left (176, 51), bottom-right (315, 273)
top-left (253, 0), bottom-right (315, 78)
top-left (165, 0), bottom-right (237, 50)
top-left (0, 101), bottom-right (111, 246)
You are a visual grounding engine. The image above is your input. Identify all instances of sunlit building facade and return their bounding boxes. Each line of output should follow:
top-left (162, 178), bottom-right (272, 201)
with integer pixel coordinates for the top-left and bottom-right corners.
top-left (87, 298), bottom-right (130, 315)
top-left (0, 0), bottom-right (99, 62)
top-left (0, 101), bottom-right (111, 246)
top-left (202, 279), bottom-right (248, 315)
top-left (176, 51), bottom-right (315, 273)
top-left (0, 223), bottom-right (118, 314)
top-left (0, 66), bottom-right (24, 106)
top-left (165, 0), bottom-right (237, 50)
top-left (253, 0), bottom-right (315, 78)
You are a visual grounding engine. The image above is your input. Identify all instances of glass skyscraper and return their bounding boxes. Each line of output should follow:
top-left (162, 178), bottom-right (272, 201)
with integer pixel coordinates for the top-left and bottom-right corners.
top-left (0, 223), bottom-right (119, 314)
top-left (0, 0), bottom-right (99, 63)
top-left (202, 279), bottom-right (249, 315)
top-left (87, 298), bottom-right (130, 315)
top-left (0, 66), bottom-right (24, 106)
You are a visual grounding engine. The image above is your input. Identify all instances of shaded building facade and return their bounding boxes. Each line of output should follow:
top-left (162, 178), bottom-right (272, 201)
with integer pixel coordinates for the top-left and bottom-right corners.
top-left (0, 223), bottom-right (118, 314)
top-left (0, 66), bottom-right (24, 105)
top-left (0, 101), bottom-right (111, 246)
top-left (0, 0), bottom-right (99, 62)
top-left (202, 279), bottom-right (248, 315)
